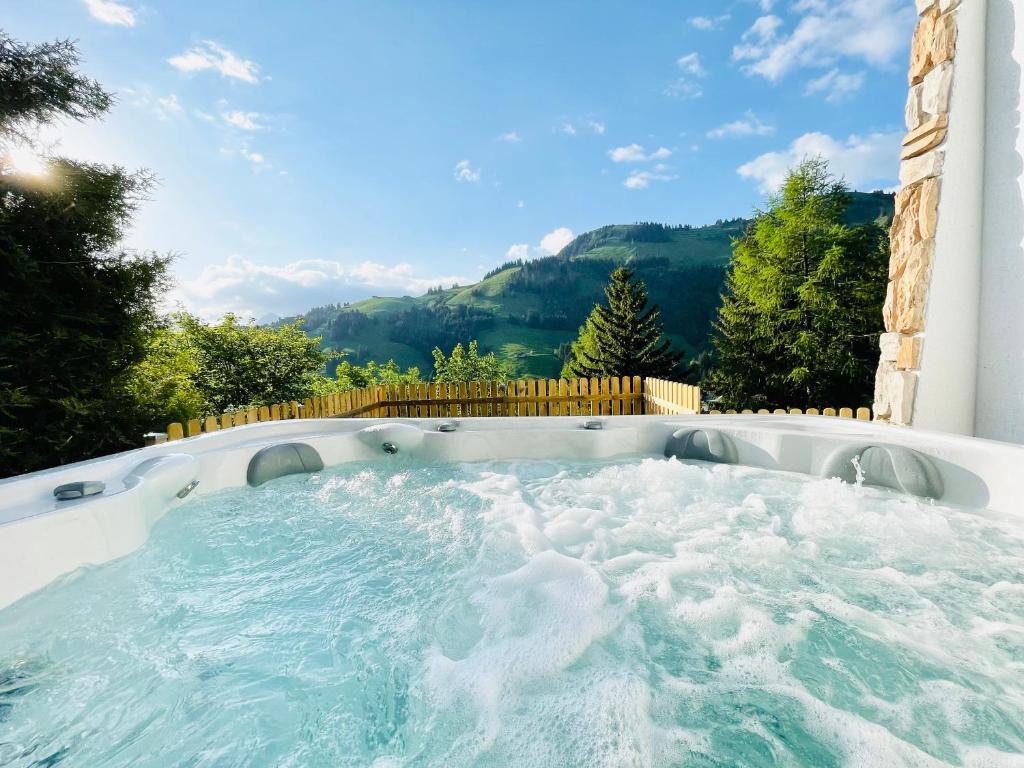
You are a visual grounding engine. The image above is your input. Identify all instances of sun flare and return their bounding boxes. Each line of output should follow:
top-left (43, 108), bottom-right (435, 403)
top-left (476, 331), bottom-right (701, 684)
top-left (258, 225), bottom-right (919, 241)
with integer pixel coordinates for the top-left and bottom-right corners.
top-left (3, 144), bottom-right (50, 177)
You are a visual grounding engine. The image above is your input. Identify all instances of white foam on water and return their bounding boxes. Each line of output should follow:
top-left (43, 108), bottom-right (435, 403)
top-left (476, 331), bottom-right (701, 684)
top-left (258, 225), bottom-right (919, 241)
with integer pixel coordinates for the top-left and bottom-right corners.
top-left (0, 456), bottom-right (1022, 767)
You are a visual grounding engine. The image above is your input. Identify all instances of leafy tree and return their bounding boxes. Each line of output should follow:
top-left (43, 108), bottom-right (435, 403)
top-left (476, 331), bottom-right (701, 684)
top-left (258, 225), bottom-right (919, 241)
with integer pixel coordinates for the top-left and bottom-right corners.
top-left (432, 340), bottom-right (513, 382)
top-left (0, 34), bottom-right (170, 476)
top-left (124, 327), bottom-right (208, 428)
top-left (168, 314), bottom-right (331, 413)
top-left (706, 159), bottom-right (889, 409)
top-left (561, 267), bottom-right (682, 378)
top-left (329, 359), bottom-right (422, 392)
top-left (127, 314), bottom-right (336, 424)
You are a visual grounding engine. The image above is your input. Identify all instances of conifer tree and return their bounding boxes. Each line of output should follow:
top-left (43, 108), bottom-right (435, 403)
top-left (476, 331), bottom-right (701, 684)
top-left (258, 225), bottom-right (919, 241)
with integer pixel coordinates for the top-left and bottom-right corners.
top-left (562, 267), bottom-right (682, 378)
top-left (706, 158), bottom-right (889, 409)
top-left (0, 33), bottom-right (168, 476)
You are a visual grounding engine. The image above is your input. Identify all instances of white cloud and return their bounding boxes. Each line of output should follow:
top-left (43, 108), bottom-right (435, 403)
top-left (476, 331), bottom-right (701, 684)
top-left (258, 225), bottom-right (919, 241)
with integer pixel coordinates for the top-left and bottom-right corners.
top-left (128, 89), bottom-right (184, 121)
top-left (606, 144), bottom-right (679, 187)
top-left (157, 94), bottom-right (182, 114)
top-left (453, 159), bottom-right (481, 183)
top-left (516, 200), bottom-right (525, 208)
top-left (624, 169), bottom-right (679, 190)
top-left (707, 111), bottom-right (775, 139)
top-left (557, 119), bottom-right (604, 136)
top-left (689, 15), bottom-right (730, 31)
top-left (172, 255), bottom-right (472, 321)
top-left (665, 52), bottom-right (707, 98)
top-left (737, 130), bottom-right (901, 192)
top-left (676, 53), bottom-right (706, 76)
top-left (733, 0), bottom-right (914, 82)
top-left (506, 244), bottom-right (530, 260)
top-left (732, 15), bottom-right (784, 63)
top-left (222, 110), bottom-right (265, 130)
top-left (155, 94), bottom-right (183, 119)
top-left (608, 144), bottom-right (672, 163)
top-left (504, 227), bottom-right (575, 261)
top-left (168, 41), bottom-right (261, 84)
top-left (221, 142), bottom-right (269, 169)
top-left (539, 227), bottom-right (575, 255)
top-left (497, 131), bottom-right (522, 143)
top-left (84, 0), bottom-right (136, 26)
top-left (805, 68), bottom-right (866, 103)
top-left (665, 80), bottom-right (704, 99)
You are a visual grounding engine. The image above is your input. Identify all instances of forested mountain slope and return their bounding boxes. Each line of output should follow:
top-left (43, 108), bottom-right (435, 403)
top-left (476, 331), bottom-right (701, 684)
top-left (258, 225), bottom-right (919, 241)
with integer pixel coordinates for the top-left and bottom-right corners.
top-left (290, 191), bottom-right (895, 378)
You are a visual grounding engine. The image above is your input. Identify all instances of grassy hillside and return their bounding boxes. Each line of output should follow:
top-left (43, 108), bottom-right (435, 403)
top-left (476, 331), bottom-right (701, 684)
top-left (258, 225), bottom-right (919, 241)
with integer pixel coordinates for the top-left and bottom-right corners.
top-left (291, 191), bottom-right (894, 379)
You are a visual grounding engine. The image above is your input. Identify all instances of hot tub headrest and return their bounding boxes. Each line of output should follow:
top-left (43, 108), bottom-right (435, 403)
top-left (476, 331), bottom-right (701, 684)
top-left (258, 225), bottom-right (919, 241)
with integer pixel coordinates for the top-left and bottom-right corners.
top-left (665, 428), bottom-right (738, 464)
top-left (821, 444), bottom-right (943, 499)
top-left (247, 443), bottom-right (324, 487)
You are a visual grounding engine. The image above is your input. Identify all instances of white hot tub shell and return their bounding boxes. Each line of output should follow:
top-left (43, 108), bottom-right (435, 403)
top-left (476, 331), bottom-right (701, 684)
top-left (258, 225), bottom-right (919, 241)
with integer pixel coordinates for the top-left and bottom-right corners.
top-left (1, 415), bottom-right (1022, 610)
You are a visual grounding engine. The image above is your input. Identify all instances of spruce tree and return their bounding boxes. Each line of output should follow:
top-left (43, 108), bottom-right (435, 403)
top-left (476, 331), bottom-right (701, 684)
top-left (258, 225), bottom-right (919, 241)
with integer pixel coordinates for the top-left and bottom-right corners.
top-left (562, 267), bottom-right (682, 378)
top-left (706, 159), bottom-right (889, 410)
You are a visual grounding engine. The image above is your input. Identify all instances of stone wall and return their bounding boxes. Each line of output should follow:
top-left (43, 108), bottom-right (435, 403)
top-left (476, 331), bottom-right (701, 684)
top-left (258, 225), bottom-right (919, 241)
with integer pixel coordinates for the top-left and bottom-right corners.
top-left (873, 0), bottom-right (961, 425)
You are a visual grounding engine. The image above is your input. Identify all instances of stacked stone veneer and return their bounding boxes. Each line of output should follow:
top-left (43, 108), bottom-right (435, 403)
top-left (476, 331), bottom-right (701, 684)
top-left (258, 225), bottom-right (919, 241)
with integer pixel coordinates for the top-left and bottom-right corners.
top-left (873, 0), bottom-right (961, 425)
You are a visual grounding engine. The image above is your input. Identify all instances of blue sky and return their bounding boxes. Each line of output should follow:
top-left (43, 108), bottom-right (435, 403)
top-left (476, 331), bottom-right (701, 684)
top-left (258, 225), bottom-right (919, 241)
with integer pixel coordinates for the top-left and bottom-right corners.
top-left (6, 0), bottom-right (915, 320)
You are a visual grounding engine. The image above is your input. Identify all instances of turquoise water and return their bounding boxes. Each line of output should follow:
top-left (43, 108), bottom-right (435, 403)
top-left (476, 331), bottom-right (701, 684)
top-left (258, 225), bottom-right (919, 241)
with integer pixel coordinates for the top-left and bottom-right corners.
top-left (1, 457), bottom-right (1023, 767)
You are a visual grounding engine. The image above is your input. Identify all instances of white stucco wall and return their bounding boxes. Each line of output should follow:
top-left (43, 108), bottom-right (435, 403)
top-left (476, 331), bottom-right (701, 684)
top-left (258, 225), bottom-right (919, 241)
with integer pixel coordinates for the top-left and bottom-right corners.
top-left (975, 0), bottom-right (1024, 443)
top-left (912, 0), bottom-right (988, 436)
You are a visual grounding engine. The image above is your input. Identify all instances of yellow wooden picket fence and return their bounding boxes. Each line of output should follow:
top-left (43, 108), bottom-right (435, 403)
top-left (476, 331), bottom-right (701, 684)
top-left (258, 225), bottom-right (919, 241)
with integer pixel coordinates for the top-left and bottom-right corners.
top-left (709, 406), bottom-right (873, 420)
top-left (165, 376), bottom-right (701, 441)
top-left (162, 375), bottom-right (873, 442)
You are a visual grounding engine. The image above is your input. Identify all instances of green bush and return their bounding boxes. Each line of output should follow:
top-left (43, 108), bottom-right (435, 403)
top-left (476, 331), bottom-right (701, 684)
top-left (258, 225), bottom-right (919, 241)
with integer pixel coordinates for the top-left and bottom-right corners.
top-left (431, 340), bottom-right (513, 382)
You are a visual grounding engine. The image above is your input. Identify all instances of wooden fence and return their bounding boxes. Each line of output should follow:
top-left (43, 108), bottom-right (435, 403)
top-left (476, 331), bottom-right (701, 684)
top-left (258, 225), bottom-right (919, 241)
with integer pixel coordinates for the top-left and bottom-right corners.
top-left (161, 375), bottom-right (872, 443)
top-left (164, 376), bottom-right (700, 441)
top-left (708, 406), bottom-right (873, 420)
top-left (644, 378), bottom-right (702, 415)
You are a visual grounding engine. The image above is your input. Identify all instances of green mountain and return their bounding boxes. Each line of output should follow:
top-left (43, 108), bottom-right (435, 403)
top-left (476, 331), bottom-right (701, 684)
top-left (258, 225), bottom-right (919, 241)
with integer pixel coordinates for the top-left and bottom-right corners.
top-left (292, 191), bottom-right (895, 379)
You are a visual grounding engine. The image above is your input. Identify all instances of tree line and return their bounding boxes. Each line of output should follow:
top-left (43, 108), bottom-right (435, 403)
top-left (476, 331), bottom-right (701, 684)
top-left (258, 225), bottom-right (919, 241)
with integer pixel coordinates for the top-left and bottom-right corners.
top-left (559, 158), bottom-right (889, 404)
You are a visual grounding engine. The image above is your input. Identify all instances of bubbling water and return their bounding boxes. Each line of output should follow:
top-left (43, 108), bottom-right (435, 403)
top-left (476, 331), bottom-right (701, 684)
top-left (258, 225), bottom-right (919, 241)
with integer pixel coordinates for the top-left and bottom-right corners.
top-left (0, 457), bottom-right (1022, 767)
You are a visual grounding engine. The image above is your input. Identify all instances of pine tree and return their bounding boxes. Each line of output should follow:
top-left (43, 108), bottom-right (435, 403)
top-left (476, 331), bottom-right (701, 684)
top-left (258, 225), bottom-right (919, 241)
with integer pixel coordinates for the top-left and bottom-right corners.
top-left (706, 159), bottom-right (889, 409)
top-left (562, 267), bottom-right (682, 378)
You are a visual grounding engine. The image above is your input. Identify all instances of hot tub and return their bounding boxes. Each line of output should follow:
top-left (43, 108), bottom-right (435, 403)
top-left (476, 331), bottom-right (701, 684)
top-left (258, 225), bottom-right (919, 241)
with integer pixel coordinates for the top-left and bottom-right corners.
top-left (1, 416), bottom-right (1022, 766)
